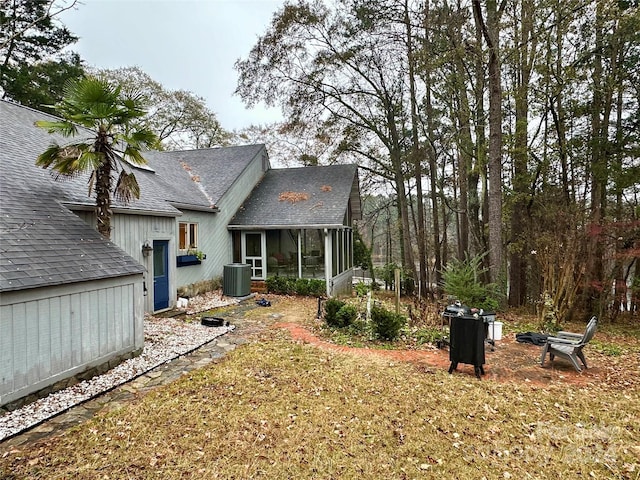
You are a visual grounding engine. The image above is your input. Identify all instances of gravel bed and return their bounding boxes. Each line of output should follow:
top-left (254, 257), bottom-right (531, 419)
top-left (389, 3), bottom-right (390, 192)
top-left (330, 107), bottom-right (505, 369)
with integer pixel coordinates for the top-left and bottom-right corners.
top-left (0, 293), bottom-right (239, 442)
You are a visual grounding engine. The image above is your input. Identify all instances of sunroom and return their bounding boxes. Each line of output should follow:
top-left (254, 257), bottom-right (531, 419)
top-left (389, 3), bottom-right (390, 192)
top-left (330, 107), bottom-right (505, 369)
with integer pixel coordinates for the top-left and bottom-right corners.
top-left (228, 164), bottom-right (361, 296)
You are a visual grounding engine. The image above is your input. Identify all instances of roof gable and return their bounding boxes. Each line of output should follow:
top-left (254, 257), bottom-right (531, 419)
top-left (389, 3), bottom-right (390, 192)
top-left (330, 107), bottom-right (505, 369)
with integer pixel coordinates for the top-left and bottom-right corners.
top-left (143, 144), bottom-right (267, 209)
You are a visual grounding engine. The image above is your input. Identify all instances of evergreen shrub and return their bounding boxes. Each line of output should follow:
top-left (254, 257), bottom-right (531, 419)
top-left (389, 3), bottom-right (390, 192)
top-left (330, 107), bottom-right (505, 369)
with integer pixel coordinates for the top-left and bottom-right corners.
top-left (371, 305), bottom-right (406, 340)
top-left (324, 298), bottom-right (346, 327)
top-left (265, 276), bottom-right (326, 297)
top-left (336, 304), bottom-right (358, 328)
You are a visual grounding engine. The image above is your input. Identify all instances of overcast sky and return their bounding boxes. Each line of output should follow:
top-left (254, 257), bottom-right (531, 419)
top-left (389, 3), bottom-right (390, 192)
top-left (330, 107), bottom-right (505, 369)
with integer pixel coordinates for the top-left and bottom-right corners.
top-left (61, 0), bottom-right (285, 131)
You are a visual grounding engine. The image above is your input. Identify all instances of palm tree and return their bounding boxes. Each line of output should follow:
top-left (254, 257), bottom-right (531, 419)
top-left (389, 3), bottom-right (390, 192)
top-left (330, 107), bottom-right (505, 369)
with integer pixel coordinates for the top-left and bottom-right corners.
top-left (36, 76), bottom-right (158, 238)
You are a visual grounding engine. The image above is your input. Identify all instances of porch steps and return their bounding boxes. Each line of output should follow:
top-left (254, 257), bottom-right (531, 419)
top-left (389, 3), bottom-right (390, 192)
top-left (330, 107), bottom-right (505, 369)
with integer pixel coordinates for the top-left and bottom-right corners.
top-left (251, 281), bottom-right (268, 294)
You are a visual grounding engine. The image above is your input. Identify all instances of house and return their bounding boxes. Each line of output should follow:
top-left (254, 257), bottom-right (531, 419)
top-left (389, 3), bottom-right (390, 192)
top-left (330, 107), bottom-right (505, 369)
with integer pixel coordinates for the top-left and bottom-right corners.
top-left (140, 145), bottom-right (270, 307)
top-left (0, 99), bottom-right (361, 408)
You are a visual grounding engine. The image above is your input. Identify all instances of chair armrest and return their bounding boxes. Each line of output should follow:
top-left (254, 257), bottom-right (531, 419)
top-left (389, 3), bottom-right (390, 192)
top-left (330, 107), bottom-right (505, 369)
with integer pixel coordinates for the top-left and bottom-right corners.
top-left (557, 331), bottom-right (582, 340)
top-left (545, 336), bottom-right (582, 345)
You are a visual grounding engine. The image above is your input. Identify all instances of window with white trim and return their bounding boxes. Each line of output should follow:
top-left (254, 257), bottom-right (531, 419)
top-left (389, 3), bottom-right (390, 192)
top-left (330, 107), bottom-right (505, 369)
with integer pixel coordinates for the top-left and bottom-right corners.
top-left (179, 222), bottom-right (198, 251)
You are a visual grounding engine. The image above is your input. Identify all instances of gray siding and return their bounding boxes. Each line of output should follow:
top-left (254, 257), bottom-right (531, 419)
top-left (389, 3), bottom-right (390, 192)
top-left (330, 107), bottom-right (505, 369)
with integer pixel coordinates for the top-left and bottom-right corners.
top-left (175, 210), bottom-right (229, 288)
top-left (330, 269), bottom-right (354, 297)
top-left (176, 153), bottom-right (266, 288)
top-left (0, 274), bottom-right (144, 407)
top-left (73, 210), bottom-right (176, 313)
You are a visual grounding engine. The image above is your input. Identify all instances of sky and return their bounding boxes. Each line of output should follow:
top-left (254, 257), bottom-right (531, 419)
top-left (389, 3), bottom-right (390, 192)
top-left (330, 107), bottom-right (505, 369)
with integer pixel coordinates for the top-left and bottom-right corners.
top-left (60, 0), bottom-right (286, 131)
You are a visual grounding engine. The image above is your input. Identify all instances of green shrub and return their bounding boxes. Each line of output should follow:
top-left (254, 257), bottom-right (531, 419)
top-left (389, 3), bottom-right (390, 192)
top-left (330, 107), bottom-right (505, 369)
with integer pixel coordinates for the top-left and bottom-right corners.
top-left (441, 253), bottom-right (500, 311)
top-left (354, 281), bottom-right (370, 297)
top-left (371, 305), bottom-right (406, 340)
top-left (307, 279), bottom-right (326, 297)
top-left (266, 276), bottom-right (326, 297)
top-left (336, 304), bottom-right (359, 328)
top-left (324, 298), bottom-right (346, 327)
top-left (265, 276), bottom-right (289, 295)
top-left (295, 278), bottom-right (310, 296)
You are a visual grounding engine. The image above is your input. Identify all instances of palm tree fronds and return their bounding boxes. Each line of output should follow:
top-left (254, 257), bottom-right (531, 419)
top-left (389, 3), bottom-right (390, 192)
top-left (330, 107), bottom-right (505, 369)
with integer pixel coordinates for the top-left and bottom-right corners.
top-left (51, 151), bottom-right (103, 177)
top-left (34, 120), bottom-right (78, 137)
top-left (122, 147), bottom-right (149, 166)
top-left (114, 171), bottom-right (141, 203)
top-left (36, 144), bottom-right (65, 169)
top-left (35, 76), bottom-right (159, 238)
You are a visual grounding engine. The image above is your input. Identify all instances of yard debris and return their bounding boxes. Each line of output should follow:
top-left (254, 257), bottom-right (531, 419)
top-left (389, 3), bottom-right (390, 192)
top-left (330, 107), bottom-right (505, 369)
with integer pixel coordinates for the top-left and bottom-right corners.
top-left (320, 185), bottom-right (332, 192)
top-left (256, 298), bottom-right (271, 307)
top-left (279, 191), bottom-right (309, 203)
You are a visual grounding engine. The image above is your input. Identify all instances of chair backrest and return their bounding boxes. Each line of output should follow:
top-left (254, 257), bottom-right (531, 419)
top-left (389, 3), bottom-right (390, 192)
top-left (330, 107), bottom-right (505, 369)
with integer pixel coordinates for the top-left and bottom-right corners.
top-left (581, 316), bottom-right (598, 345)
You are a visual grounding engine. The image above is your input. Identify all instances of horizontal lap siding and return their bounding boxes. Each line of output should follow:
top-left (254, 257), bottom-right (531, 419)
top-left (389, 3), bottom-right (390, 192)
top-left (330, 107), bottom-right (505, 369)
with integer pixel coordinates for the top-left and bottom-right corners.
top-left (0, 275), bottom-right (143, 407)
top-left (330, 269), bottom-right (354, 297)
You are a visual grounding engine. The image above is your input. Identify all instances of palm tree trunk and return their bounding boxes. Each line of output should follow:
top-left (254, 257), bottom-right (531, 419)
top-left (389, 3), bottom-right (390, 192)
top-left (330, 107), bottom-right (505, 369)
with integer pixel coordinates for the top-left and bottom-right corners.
top-left (95, 135), bottom-right (113, 239)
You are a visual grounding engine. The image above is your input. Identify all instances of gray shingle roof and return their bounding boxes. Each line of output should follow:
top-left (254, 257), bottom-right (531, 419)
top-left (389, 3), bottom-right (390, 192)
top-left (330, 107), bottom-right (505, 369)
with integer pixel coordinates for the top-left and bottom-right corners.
top-left (0, 102), bottom-right (145, 292)
top-left (229, 164), bottom-right (361, 228)
top-left (0, 185), bottom-right (144, 292)
top-left (0, 99), bottom-right (181, 216)
top-left (0, 100), bottom-right (148, 292)
top-left (143, 144), bottom-right (267, 208)
top-left (0, 99), bottom-right (268, 292)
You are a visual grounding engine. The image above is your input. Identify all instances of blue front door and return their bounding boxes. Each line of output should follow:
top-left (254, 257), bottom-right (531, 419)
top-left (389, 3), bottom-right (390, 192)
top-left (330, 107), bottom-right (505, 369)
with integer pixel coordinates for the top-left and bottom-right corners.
top-left (153, 240), bottom-right (170, 311)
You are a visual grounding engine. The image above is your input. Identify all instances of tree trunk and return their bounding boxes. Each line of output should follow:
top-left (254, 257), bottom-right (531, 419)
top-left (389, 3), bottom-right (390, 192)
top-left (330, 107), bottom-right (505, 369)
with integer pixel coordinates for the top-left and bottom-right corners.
top-left (405, 0), bottom-right (428, 296)
top-left (95, 132), bottom-right (112, 239)
top-left (471, 7), bottom-right (487, 261)
top-left (485, 0), bottom-right (504, 284)
top-left (584, 1), bottom-right (611, 317)
top-left (422, 2), bottom-right (442, 292)
top-left (508, 0), bottom-right (536, 307)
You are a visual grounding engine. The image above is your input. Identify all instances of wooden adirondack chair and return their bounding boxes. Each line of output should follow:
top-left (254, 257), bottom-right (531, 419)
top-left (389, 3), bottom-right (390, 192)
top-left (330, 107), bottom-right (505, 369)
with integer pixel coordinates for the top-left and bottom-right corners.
top-left (539, 316), bottom-right (598, 372)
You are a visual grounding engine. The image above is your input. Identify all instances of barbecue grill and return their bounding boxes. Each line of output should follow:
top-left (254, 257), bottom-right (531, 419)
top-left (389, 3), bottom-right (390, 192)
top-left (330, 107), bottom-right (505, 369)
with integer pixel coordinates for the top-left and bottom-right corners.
top-left (442, 303), bottom-right (490, 379)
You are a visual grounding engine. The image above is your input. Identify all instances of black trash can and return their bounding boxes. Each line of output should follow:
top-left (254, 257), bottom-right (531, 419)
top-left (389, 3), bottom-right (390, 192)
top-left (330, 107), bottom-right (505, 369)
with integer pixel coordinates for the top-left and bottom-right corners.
top-left (443, 304), bottom-right (486, 379)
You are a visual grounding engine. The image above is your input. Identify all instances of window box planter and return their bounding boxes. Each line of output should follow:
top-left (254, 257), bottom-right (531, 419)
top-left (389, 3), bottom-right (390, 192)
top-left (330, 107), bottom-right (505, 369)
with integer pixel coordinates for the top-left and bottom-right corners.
top-left (177, 254), bottom-right (202, 267)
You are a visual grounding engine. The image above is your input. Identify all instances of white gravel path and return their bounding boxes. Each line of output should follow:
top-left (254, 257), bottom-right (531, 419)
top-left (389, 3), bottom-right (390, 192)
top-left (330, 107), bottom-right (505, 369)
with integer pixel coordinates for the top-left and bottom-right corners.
top-left (0, 293), bottom-right (241, 442)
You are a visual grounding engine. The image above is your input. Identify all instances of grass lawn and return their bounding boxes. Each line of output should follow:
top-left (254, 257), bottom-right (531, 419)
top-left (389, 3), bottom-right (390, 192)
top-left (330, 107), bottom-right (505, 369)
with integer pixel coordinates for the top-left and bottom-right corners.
top-left (1, 297), bottom-right (639, 479)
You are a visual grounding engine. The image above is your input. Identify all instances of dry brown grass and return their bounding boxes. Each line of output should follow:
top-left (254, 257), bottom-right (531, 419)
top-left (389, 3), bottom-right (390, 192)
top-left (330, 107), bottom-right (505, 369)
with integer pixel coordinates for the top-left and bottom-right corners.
top-left (2, 317), bottom-right (639, 479)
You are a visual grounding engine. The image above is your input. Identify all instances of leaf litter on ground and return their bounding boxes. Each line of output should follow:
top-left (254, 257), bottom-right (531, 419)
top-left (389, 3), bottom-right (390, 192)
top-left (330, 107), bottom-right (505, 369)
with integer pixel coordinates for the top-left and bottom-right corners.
top-left (1, 296), bottom-right (639, 479)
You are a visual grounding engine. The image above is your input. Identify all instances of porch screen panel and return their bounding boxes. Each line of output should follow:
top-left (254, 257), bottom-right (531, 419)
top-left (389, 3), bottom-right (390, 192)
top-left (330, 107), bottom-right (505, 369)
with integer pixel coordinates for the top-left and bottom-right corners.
top-left (266, 230), bottom-right (298, 277)
top-left (348, 229), bottom-right (353, 269)
top-left (298, 229), bottom-right (324, 278)
top-left (288, 229), bottom-right (299, 275)
top-left (345, 228), bottom-right (352, 270)
top-left (331, 230), bottom-right (340, 277)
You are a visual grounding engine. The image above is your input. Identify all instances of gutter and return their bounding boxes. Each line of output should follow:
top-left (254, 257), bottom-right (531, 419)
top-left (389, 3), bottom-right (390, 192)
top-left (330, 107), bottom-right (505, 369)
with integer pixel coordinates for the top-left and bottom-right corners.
top-left (169, 202), bottom-right (220, 213)
top-left (63, 202), bottom-right (180, 218)
top-left (228, 224), bottom-right (349, 230)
